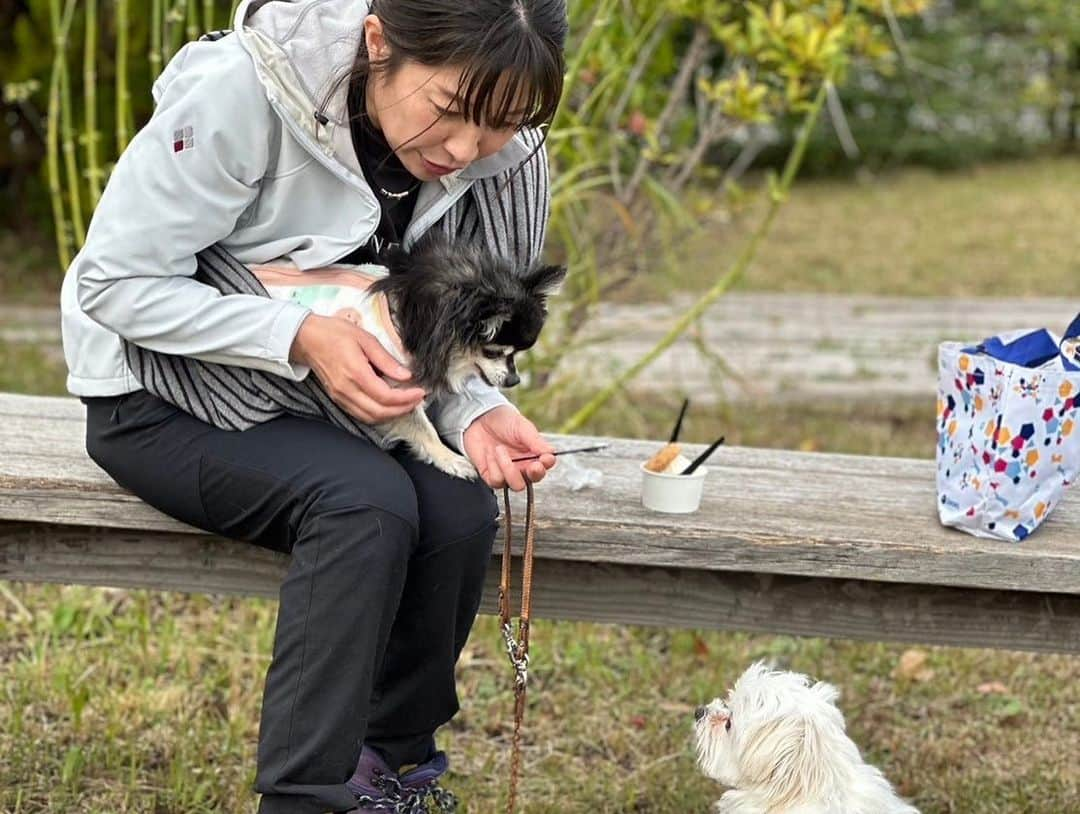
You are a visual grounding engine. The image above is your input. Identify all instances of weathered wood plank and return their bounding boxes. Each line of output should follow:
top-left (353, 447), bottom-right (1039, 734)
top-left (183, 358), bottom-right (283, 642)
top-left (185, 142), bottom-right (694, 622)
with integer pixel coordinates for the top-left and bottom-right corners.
top-left (559, 294), bottom-right (1078, 402)
top-left (3, 395), bottom-right (1080, 594)
top-left (4, 477), bottom-right (1079, 594)
top-left (0, 391), bottom-right (85, 420)
top-left (3, 523), bottom-right (1077, 654)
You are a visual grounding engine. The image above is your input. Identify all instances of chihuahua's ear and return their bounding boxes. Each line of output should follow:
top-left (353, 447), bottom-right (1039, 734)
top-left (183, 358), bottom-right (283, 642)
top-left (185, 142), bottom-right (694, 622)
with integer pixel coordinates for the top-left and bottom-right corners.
top-left (522, 263), bottom-right (567, 298)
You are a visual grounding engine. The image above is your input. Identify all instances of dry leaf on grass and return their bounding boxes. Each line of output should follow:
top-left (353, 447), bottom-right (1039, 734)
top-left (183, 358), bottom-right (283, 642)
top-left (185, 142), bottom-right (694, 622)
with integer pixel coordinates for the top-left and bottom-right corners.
top-left (894, 648), bottom-right (935, 682)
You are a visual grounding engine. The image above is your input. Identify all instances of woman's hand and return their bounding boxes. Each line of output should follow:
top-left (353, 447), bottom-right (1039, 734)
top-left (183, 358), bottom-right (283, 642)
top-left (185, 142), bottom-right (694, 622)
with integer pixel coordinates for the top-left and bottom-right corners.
top-left (463, 406), bottom-right (556, 491)
top-left (290, 314), bottom-right (426, 423)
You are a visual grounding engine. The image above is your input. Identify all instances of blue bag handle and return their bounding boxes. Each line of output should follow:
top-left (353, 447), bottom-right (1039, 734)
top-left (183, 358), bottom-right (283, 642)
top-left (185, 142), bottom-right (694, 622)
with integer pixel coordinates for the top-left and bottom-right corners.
top-left (967, 311), bottom-right (1080, 372)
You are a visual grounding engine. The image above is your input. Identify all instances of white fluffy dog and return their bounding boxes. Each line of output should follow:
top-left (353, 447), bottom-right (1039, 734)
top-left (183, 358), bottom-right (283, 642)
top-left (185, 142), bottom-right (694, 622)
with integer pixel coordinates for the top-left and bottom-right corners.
top-left (694, 662), bottom-right (920, 813)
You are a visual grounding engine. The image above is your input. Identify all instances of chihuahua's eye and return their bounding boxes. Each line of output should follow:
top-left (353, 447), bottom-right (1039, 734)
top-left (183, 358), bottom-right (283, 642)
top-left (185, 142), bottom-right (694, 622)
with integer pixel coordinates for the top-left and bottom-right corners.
top-left (482, 349), bottom-right (505, 359)
top-left (725, 718), bottom-right (732, 731)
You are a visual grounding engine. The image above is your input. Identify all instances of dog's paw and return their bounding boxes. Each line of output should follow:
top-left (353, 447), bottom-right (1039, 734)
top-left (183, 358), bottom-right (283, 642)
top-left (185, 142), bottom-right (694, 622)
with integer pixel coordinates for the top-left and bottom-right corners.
top-left (431, 450), bottom-right (479, 480)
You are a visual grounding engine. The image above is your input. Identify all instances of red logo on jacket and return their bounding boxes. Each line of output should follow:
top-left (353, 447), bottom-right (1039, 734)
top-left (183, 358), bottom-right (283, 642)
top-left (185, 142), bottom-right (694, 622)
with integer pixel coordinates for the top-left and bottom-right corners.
top-left (173, 126), bottom-right (194, 153)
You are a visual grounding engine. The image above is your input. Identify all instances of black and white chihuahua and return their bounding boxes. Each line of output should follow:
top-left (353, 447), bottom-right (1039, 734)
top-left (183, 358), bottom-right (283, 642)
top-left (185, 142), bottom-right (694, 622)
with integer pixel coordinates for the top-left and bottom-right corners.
top-left (369, 233), bottom-right (565, 478)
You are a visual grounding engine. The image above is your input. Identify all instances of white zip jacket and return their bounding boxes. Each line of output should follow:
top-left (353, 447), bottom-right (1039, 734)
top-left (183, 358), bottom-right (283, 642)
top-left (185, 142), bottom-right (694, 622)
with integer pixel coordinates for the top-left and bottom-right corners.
top-left (60, 0), bottom-right (550, 450)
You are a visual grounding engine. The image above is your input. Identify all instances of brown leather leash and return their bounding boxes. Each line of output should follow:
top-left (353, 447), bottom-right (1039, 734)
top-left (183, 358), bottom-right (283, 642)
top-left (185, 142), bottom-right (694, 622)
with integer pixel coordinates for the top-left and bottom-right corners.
top-left (498, 481), bottom-right (536, 814)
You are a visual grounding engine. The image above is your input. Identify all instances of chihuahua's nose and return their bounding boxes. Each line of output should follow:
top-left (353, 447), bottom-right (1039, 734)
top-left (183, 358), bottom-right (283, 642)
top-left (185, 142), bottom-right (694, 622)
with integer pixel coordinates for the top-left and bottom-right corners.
top-left (694, 706), bottom-right (707, 722)
top-left (503, 371), bottom-right (520, 388)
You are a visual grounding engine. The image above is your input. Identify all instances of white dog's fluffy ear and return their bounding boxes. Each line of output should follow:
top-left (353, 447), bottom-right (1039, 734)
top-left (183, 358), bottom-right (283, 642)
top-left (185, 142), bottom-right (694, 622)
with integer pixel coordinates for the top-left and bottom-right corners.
top-left (811, 679), bottom-right (841, 707)
top-left (738, 712), bottom-right (837, 809)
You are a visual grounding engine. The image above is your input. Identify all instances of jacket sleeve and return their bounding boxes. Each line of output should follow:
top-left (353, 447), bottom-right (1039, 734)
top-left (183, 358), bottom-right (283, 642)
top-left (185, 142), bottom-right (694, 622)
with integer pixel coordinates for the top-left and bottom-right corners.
top-left (428, 378), bottom-right (518, 454)
top-left (429, 129), bottom-right (550, 452)
top-left (73, 38), bottom-right (312, 382)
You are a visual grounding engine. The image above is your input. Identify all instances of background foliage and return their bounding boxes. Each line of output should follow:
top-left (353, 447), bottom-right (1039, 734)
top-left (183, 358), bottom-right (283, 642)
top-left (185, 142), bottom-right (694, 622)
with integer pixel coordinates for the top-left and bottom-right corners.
top-left (6, 0), bottom-right (1080, 233)
top-left (754, 0), bottom-right (1080, 171)
top-left (1, 0), bottom-right (916, 244)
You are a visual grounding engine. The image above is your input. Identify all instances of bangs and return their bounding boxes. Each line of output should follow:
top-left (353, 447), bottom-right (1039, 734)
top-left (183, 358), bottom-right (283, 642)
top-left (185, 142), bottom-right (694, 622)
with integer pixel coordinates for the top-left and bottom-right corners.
top-left (453, 25), bottom-right (563, 130)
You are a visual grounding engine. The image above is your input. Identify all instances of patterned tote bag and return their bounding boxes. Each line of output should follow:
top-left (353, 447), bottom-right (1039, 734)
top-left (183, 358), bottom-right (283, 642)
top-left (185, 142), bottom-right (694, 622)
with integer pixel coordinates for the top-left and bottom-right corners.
top-left (937, 313), bottom-right (1080, 541)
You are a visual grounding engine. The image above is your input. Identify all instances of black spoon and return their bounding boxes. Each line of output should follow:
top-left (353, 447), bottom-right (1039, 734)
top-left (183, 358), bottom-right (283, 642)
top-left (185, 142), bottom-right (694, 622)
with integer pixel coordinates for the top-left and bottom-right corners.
top-left (680, 436), bottom-right (725, 475)
top-left (669, 397), bottom-right (690, 444)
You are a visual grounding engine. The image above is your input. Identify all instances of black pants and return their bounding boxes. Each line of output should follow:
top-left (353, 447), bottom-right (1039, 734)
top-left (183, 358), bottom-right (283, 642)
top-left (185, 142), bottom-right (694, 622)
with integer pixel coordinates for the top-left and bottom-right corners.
top-left (83, 390), bottom-right (498, 814)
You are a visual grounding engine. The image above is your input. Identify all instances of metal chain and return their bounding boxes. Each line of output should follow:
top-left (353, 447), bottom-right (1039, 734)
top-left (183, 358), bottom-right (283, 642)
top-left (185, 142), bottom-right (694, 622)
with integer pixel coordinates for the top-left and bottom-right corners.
top-left (501, 620), bottom-right (530, 689)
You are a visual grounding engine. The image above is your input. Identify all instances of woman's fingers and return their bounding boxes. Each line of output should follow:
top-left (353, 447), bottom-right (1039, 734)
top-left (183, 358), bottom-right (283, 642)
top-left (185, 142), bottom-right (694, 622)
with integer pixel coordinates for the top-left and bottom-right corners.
top-left (340, 328), bottom-right (425, 421)
top-left (305, 319), bottom-right (425, 421)
top-left (516, 419), bottom-right (555, 457)
top-left (332, 366), bottom-right (422, 424)
top-left (495, 445), bottom-right (527, 492)
top-left (483, 449), bottom-right (505, 490)
top-left (336, 387), bottom-right (400, 425)
top-left (357, 329), bottom-right (414, 383)
top-left (524, 460), bottom-right (548, 483)
top-left (349, 357), bottom-right (425, 413)
top-left (509, 417), bottom-right (555, 479)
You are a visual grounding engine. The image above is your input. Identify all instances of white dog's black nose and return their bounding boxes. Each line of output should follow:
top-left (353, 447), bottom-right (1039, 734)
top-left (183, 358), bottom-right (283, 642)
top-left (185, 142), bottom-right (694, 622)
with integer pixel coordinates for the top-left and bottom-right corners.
top-left (694, 706), bottom-right (707, 722)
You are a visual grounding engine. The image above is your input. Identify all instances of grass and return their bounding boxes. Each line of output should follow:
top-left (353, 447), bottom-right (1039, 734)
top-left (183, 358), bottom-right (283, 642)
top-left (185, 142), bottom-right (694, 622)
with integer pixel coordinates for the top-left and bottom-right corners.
top-left (0, 343), bottom-right (67, 396)
top-left (3, 157), bottom-right (1080, 812)
top-left (2, 587), bottom-right (1078, 812)
top-left (624, 156), bottom-right (1080, 302)
top-left (0, 230), bottom-right (61, 307)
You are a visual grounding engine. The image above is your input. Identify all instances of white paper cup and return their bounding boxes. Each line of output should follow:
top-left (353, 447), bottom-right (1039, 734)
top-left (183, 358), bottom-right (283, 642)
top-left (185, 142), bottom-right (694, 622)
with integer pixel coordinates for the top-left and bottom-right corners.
top-left (640, 462), bottom-right (708, 513)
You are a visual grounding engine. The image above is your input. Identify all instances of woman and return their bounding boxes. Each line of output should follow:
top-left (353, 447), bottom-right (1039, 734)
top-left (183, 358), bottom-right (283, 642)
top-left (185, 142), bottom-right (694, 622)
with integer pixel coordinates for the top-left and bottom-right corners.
top-left (58, 0), bottom-right (567, 811)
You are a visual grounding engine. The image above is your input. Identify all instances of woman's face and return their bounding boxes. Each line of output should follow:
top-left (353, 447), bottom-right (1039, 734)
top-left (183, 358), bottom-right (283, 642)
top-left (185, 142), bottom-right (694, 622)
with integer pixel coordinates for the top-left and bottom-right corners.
top-left (363, 15), bottom-right (527, 182)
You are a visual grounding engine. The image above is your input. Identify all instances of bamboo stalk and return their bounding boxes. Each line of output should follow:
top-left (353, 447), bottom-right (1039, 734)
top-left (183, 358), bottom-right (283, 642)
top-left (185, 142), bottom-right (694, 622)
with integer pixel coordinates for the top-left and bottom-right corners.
top-left (150, 0), bottom-right (164, 80)
top-left (60, 2), bottom-right (86, 248)
top-left (46, 0), bottom-right (79, 269)
top-left (115, 0), bottom-right (132, 152)
top-left (186, 0), bottom-right (200, 42)
top-left (46, 0), bottom-right (68, 269)
top-left (164, 0), bottom-right (186, 64)
top-left (163, 0), bottom-right (174, 64)
top-left (83, 0), bottom-right (102, 207)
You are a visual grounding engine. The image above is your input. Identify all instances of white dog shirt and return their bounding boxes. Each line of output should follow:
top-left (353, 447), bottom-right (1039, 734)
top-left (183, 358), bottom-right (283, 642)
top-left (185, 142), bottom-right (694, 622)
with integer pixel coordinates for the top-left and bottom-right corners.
top-left (250, 263), bottom-right (408, 366)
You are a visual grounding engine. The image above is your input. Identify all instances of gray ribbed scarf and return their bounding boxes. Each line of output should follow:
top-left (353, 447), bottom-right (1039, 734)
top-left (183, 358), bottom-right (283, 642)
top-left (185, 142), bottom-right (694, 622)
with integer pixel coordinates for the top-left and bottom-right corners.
top-left (122, 129), bottom-right (549, 440)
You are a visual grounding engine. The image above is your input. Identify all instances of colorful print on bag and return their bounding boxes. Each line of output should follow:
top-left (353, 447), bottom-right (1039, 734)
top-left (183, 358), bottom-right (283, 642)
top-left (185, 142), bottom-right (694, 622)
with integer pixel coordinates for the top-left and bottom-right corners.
top-left (937, 320), bottom-right (1080, 542)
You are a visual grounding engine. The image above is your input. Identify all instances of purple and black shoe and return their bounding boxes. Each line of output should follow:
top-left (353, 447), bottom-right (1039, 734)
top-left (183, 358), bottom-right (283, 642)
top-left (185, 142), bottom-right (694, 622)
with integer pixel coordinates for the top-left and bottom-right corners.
top-left (346, 746), bottom-right (458, 813)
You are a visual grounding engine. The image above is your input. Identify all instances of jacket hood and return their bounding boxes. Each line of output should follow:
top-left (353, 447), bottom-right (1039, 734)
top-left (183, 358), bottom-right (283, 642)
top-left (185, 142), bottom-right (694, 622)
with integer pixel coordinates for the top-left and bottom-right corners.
top-left (233, 0), bottom-right (535, 184)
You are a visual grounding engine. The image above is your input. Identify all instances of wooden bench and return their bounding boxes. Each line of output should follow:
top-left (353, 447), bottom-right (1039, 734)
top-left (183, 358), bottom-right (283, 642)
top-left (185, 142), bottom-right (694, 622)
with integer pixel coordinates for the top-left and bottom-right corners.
top-left (2, 392), bottom-right (1078, 653)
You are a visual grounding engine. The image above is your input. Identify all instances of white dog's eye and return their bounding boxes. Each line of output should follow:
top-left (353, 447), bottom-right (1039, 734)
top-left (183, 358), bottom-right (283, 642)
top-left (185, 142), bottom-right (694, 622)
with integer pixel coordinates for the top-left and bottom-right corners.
top-left (725, 718), bottom-right (732, 731)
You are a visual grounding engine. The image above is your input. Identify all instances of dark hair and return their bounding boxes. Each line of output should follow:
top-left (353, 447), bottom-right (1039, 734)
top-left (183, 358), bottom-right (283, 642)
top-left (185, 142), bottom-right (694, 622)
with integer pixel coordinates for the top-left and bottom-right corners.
top-left (346, 0), bottom-right (567, 132)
